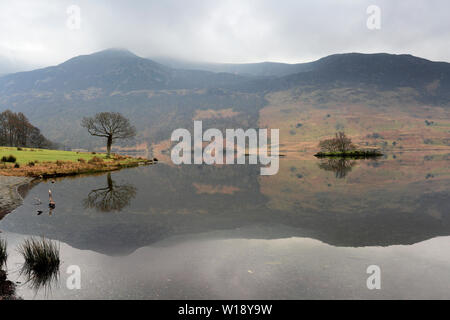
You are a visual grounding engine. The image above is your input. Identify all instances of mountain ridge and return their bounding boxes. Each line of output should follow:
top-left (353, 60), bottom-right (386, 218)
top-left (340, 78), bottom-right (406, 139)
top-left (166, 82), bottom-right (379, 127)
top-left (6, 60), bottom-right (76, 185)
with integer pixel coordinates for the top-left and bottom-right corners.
top-left (0, 48), bottom-right (250, 94)
top-left (0, 49), bottom-right (449, 149)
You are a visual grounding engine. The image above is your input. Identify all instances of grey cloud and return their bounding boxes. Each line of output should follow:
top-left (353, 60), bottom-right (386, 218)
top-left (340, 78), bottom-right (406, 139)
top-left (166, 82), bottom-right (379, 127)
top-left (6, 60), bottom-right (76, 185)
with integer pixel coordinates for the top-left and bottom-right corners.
top-left (0, 0), bottom-right (448, 71)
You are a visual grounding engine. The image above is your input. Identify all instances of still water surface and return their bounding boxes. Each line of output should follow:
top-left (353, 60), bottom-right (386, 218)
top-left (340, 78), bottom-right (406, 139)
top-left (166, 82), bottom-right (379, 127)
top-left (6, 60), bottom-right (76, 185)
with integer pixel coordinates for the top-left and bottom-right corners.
top-left (1, 151), bottom-right (450, 299)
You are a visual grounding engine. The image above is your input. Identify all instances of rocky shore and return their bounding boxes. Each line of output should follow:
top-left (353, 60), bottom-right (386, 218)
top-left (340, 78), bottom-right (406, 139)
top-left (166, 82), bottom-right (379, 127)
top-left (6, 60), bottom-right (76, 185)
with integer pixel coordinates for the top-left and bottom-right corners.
top-left (0, 176), bottom-right (33, 220)
top-left (0, 270), bottom-right (20, 300)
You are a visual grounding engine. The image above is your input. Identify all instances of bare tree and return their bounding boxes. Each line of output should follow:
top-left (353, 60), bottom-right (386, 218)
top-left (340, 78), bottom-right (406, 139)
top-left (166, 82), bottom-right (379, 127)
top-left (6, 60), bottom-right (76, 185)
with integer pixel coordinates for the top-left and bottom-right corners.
top-left (319, 132), bottom-right (356, 153)
top-left (81, 112), bottom-right (136, 157)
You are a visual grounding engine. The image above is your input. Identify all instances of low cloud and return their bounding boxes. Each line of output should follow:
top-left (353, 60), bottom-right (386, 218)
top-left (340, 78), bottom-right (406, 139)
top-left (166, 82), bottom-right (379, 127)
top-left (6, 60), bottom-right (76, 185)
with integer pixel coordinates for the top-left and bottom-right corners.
top-left (0, 0), bottom-right (448, 70)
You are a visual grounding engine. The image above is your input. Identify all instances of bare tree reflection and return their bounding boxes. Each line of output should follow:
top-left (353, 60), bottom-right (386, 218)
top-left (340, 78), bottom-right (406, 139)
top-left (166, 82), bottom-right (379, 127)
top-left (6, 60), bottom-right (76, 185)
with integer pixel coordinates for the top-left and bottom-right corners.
top-left (84, 173), bottom-right (137, 212)
top-left (318, 158), bottom-right (357, 179)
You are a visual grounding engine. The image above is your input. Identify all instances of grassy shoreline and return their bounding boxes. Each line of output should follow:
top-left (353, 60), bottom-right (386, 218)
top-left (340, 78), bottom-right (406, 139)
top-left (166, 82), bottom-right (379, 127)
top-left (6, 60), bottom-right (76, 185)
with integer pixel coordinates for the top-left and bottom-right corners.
top-left (0, 147), bottom-right (155, 178)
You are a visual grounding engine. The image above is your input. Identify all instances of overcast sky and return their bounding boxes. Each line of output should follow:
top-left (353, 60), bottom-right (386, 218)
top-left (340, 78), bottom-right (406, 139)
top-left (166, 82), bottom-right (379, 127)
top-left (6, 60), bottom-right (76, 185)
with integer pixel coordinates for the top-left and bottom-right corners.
top-left (0, 0), bottom-right (449, 71)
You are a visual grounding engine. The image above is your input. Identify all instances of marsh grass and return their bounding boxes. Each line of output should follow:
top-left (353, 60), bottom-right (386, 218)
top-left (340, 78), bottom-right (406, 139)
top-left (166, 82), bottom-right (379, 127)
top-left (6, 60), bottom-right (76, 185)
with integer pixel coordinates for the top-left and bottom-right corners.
top-left (0, 238), bottom-right (7, 269)
top-left (18, 237), bottom-right (60, 291)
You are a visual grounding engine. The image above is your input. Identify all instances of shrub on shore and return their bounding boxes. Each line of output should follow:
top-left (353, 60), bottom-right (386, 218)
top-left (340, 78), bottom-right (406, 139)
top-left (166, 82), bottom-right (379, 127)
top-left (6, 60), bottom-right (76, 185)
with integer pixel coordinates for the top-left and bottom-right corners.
top-left (1, 155), bottom-right (16, 163)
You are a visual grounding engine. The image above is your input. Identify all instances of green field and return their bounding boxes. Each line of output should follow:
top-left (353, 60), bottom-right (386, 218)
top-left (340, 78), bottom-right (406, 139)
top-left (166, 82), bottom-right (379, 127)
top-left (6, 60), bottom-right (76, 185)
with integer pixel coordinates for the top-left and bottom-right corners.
top-left (0, 147), bottom-right (110, 165)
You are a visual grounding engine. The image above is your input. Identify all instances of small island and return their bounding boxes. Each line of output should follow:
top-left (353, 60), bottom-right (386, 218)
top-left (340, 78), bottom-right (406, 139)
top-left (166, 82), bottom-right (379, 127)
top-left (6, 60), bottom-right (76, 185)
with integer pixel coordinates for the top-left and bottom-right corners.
top-left (314, 132), bottom-right (383, 158)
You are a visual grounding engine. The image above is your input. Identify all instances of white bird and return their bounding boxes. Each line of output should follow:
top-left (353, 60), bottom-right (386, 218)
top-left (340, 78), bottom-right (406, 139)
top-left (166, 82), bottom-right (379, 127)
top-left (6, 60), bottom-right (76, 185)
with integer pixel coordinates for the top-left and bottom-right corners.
top-left (48, 189), bottom-right (56, 209)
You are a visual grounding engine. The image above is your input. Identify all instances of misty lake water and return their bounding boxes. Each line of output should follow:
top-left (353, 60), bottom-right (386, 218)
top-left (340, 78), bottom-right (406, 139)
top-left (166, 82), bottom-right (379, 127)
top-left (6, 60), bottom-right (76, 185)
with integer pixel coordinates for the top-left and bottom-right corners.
top-left (1, 151), bottom-right (450, 299)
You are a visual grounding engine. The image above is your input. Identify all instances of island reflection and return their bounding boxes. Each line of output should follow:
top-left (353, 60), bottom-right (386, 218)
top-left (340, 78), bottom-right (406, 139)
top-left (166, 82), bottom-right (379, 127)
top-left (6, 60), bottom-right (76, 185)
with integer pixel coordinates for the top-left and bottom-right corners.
top-left (317, 158), bottom-right (357, 178)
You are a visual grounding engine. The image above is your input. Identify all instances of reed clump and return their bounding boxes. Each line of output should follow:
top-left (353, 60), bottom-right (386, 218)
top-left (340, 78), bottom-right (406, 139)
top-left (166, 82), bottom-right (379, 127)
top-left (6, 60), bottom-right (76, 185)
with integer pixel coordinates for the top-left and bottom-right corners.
top-left (18, 237), bottom-right (60, 274)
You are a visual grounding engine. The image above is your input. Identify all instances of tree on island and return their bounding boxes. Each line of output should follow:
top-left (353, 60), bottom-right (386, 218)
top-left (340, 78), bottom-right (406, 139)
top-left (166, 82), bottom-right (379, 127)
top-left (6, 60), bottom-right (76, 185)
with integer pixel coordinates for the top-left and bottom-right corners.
top-left (81, 112), bottom-right (136, 157)
top-left (318, 132), bottom-right (356, 153)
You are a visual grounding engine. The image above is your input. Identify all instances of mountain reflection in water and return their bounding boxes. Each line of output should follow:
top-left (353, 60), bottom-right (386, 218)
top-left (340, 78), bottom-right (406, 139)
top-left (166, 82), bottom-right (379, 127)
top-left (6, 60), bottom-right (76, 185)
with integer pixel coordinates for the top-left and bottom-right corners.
top-left (1, 151), bottom-right (449, 255)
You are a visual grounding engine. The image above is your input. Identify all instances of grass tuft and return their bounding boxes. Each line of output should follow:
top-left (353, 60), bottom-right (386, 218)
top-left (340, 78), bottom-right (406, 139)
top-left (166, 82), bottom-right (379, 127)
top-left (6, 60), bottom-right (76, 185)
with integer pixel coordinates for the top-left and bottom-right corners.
top-left (18, 237), bottom-right (60, 274)
top-left (18, 237), bottom-right (60, 291)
